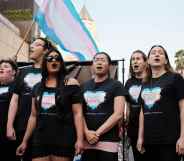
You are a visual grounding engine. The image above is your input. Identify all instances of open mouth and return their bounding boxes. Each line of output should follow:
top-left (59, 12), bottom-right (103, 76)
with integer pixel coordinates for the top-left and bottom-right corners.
top-left (154, 58), bottom-right (160, 62)
top-left (51, 63), bottom-right (58, 69)
top-left (133, 65), bottom-right (139, 69)
top-left (0, 70), bottom-right (4, 74)
top-left (96, 66), bottom-right (103, 70)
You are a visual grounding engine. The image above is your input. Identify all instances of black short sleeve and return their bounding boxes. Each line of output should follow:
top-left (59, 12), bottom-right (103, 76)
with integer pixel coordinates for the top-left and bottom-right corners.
top-left (12, 70), bottom-right (23, 94)
top-left (113, 81), bottom-right (127, 97)
top-left (66, 85), bottom-right (82, 104)
top-left (31, 83), bottom-right (41, 98)
top-left (8, 81), bottom-right (16, 94)
top-left (174, 73), bottom-right (184, 101)
top-left (124, 80), bottom-right (131, 102)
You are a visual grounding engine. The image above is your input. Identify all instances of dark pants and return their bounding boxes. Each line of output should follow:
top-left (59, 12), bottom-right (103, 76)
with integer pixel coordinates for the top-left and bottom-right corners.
top-left (81, 149), bottom-right (118, 161)
top-left (0, 140), bottom-right (18, 161)
top-left (144, 144), bottom-right (181, 161)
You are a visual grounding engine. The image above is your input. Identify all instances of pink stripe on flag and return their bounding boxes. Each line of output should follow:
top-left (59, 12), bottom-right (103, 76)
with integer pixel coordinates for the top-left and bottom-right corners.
top-left (53, 1), bottom-right (95, 56)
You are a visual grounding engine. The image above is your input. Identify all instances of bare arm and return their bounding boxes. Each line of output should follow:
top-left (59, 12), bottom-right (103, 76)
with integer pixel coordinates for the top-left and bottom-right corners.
top-left (16, 98), bottom-right (37, 156)
top-left (67, 78), bottom-right (84, 142)
top-left (176, 99), bottom-right (184, 155)
top-left (73, 103), bottom-right (84, 142)
top-left (83, 118), bottom-right (88, 133)
top-left (125, 102), bottom-right (130, 121)
top-left (22, 98), bottom-right (37, 143)
top-left (137, 108), bottom-right (144, 153)
top-left (96, 96), bottom-right (125, 137)
top-left (7, 93), bottom-right (19, 140)
top-left (68, 78), bottom-right (84, 154)
top-left (72, 103), bottom-right (84, 154)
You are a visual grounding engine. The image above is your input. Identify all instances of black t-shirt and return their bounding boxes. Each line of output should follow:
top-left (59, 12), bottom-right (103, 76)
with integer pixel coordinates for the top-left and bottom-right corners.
top-left (125, 77), bottom-right (142, 141)
top-left (0, 82), bottom-right (14, 142)
top-left (140, 72), bottom-right (184, 145)
top-left (32, 84), bottom-right (82, 147)
top-left (13, 66), bottom-right (42, 132)
top-left (82, 78), bottom-right (126, 142)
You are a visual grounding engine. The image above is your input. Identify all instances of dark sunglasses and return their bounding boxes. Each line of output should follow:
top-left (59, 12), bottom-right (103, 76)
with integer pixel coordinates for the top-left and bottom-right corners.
top-left (45, 55), bottom-right (60, 62)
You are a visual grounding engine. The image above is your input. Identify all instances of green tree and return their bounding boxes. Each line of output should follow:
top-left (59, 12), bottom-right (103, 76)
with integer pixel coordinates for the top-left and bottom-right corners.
top-left (175, 49), bottom-right (184, 70)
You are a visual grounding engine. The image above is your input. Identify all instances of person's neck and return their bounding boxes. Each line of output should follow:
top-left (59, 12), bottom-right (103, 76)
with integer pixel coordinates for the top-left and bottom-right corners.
top-left (135, 71), bottom-right (145, 79)
top-left (33, 58), bottom-right (42, 68)
top-left (94, 74), bottom-right (108, 83)
top-left (1, 77), bottom-right (14, 85)
top-left (46, 75), bottom-right (57, 87)
top-left (151, 67), bottom-right (167, 78)
top-left (33, 63), bottom-right (41, 69)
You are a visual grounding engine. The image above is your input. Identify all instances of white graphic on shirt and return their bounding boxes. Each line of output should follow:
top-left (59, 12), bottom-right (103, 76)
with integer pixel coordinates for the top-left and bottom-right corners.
top-left (141, 87), bottom-right (161, 109)
top-left (0, 87), bottom-right (9, 95)
top-left (129, 85), bottom-right (142, 103)
top-left (84, 91), bottom-right (106, 110)
top-left (24, 73), bottom-right (42, 88)
top-left (41, 92), bottom-right (55, 110)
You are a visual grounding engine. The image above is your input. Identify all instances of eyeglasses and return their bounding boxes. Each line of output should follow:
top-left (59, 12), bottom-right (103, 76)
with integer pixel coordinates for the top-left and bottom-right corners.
top-left (45, 55), bottom-right (60, 62)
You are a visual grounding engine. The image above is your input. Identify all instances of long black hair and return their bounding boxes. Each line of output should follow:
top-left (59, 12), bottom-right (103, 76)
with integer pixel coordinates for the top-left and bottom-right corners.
top-left (34, 48), bottom-right (67, 112)
top-left (41, 48), bottom-right (67, 88)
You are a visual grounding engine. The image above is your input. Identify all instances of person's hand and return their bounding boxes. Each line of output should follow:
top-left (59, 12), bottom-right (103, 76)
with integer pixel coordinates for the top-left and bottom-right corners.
top-left (176, 136), bottom-right (184, 155)
top-left (75, 139), bottom-right (84, 155)
top-left (85, 130), bottom-right (99, 145)
top-left (7, 126), bottom-right (16, 140)
top-left (137, 137), bottom-right (145, 154)
top-left (16, 141), bottom-right (27, 156)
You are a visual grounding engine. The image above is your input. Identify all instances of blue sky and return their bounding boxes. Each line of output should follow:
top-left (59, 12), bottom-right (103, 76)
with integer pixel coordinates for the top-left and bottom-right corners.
top-left (73, 0), bottom-right (184, 74)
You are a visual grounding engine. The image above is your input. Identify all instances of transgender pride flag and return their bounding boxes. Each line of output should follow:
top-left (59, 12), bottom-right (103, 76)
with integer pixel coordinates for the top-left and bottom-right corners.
top-left (34, 0), bottom-right (99, 61)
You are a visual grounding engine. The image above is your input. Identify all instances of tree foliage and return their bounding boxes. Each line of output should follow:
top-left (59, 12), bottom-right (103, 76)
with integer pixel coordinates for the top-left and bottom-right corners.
top-left (3, 9), bottom-right (32, 21)
top-left (175, 49), bottom-right (184, 70)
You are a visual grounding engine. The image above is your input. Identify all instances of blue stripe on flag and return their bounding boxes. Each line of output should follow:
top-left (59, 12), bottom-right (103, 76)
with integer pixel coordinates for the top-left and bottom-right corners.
top-left (34, 9), bottom-right (87, 61)
top-left (64, 0), bottom-right (99, 52)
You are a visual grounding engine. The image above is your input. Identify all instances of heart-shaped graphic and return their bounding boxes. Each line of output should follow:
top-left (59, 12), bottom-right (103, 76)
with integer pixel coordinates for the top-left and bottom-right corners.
top-left (84, 91), bottom-right (106, 110)
top-left (24, 73), bottom-right (42, 88)
top-left (141, 87), bottom-right (161, 109)
top-left (41, 92), bottom-right (55, 110)
top-left (129, 85), bottom-right (142, 103)
top-left (0, 87), bottom-right (9, 95)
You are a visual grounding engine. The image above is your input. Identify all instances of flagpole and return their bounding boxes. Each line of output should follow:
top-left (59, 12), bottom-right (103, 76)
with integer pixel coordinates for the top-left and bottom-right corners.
top-left (13, 20), bottom-right (35, 61)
